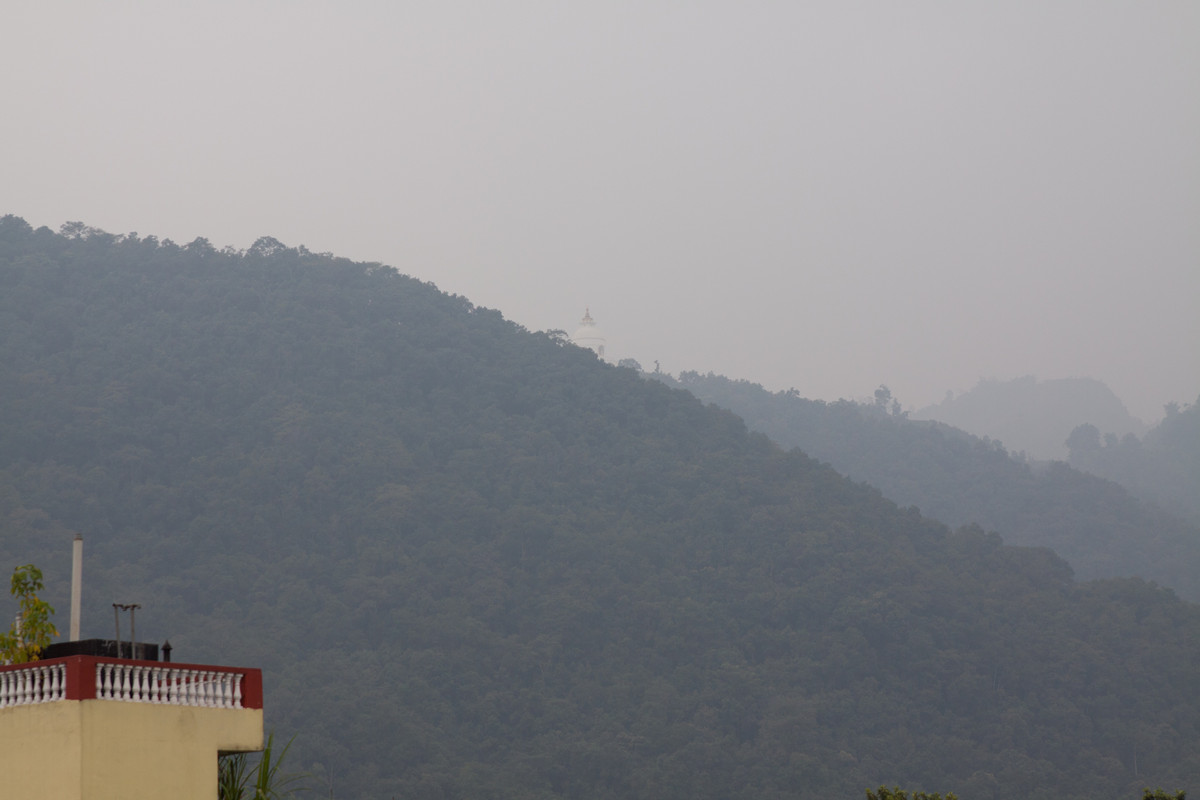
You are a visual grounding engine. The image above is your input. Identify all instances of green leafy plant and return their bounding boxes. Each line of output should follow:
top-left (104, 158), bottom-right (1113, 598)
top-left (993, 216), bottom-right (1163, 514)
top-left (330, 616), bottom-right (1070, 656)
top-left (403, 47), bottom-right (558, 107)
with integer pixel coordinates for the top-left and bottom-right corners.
top-left (0, 564), bottom-right (58, 664)
top-left (219, 732), bottom-right (307, 800)
top-left (1143, 790), bottom-right (1185, 800)
top-left (218, 748), bottom-right (253, 800)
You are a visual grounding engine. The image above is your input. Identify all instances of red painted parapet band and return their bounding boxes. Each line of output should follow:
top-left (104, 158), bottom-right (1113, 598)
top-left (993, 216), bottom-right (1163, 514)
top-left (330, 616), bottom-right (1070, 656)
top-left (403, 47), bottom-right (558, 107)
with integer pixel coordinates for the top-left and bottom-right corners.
top-left (238, 667), bottom-right (263, 710)
top-left (65, 655), bottom-right (95, 700)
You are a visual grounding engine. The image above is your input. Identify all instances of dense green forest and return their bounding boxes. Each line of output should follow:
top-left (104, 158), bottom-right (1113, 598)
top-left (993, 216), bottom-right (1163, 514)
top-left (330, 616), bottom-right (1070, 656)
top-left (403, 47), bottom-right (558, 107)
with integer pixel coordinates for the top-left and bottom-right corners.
top-left (659, 372), bottom-right (1200, 602)
top-left (4, 216), bottom-right (1200, 799)
top-left (1067, 401), bottom-right (1200, 527)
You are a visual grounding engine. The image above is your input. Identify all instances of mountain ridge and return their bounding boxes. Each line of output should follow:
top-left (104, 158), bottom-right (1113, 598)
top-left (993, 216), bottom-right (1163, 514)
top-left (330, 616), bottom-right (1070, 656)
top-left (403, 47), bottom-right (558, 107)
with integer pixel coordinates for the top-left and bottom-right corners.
top-left (3, 216), bottom-right (1200, 799)
top-left (912, 376), bottom-right (1147, 461)
top-left (659, 370), bottom-right (1200, 601)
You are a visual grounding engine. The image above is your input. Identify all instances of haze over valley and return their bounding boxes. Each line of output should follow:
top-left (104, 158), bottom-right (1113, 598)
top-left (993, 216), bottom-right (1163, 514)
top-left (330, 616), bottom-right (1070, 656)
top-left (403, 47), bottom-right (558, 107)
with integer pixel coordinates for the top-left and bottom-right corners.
top-left (3, 2), bottom-right (1197, 421)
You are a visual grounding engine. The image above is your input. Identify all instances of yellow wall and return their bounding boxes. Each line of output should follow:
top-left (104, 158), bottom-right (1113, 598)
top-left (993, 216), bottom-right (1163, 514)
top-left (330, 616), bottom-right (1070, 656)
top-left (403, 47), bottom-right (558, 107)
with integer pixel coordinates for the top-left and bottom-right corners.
top-left (0, 701), bottom-right (83, 798)
top-left (0, 700), bottom-right (262, 800)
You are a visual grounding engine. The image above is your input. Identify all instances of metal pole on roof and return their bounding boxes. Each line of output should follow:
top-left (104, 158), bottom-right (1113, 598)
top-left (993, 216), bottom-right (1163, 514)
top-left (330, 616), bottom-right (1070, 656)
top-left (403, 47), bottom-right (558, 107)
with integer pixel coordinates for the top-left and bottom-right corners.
top-left (112, 603), bottom-right (143, 658)
top-left (113, 603), bottom-right (121, 656)
top-left (130, 605), bottom-right (139, 660)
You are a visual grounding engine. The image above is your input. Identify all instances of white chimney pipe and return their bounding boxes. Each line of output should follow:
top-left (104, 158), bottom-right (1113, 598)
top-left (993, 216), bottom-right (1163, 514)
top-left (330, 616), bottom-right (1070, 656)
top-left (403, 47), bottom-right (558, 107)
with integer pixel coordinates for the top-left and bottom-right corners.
top-left (70, 535), bottom-right (82, 641)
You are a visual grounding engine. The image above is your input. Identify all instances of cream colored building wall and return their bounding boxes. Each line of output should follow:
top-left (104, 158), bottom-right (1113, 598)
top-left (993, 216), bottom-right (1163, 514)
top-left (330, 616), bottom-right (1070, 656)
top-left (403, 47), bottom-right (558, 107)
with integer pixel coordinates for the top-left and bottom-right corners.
top-left (0, 700), bottom-right (262, 800)
top-left (0, 701), bottom-right (85, 798)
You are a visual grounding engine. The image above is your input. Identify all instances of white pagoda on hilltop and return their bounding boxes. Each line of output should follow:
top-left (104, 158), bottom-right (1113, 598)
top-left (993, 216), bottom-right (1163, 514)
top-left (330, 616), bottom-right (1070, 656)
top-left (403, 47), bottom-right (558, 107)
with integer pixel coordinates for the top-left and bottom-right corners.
top-left (572, 308), bottom-right (606, 359)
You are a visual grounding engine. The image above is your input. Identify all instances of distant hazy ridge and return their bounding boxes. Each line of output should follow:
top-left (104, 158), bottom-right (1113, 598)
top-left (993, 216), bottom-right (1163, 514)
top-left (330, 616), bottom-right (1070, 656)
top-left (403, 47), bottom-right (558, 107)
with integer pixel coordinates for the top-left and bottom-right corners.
top-left (912, 376), bottom-right (1147, 461)
top-left (661, 371), bottom-right (1200, 601)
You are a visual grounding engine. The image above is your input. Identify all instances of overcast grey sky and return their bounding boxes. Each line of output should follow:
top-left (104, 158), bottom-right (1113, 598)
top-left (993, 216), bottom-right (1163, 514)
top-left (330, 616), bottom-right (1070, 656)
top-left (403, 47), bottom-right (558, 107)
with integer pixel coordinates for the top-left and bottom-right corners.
top-left (3, 1), bottom-right (1197, 421)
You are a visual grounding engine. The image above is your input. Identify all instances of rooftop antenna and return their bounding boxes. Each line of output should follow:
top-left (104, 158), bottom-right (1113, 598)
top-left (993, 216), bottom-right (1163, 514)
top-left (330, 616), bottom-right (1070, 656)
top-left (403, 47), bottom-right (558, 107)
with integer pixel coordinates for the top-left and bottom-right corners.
top-left (70, 535), bottom-right (82, 641)
top-left (112, 603), bottom-right (141, 659)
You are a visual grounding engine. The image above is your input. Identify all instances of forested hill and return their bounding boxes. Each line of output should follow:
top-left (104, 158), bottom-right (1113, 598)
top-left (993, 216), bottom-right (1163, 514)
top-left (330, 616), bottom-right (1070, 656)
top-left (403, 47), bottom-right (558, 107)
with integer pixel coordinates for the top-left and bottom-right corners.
top-left (5, 216), bottom-right (1200, 800)
top-left (659, 372), bottom-right (1200, 601)
top-left (1067, 399), bottom-right (1200, 527)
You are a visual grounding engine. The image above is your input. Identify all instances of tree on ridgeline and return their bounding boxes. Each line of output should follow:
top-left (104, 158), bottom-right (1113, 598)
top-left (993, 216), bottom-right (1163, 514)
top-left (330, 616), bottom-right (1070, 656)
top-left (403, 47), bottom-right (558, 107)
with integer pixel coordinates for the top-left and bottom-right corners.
top-left (867, 787), bottom-right (957, 800)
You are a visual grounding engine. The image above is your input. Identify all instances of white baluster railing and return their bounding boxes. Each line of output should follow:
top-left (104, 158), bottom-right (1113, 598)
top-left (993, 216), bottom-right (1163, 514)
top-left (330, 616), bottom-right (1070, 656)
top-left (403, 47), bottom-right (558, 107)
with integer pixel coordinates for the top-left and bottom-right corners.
top-left (1, 661), bottom-right (248, 710)
top-left (0, 662), bottom-right (67, 708)
top-left (92, 663), bottom-right (245, 709)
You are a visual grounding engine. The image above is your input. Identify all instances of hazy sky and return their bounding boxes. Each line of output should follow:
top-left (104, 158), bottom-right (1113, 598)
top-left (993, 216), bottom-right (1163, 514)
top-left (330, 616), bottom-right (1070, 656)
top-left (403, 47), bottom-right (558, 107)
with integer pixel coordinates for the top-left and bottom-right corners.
top-left (3, 2), bottom-right (1197, 421)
